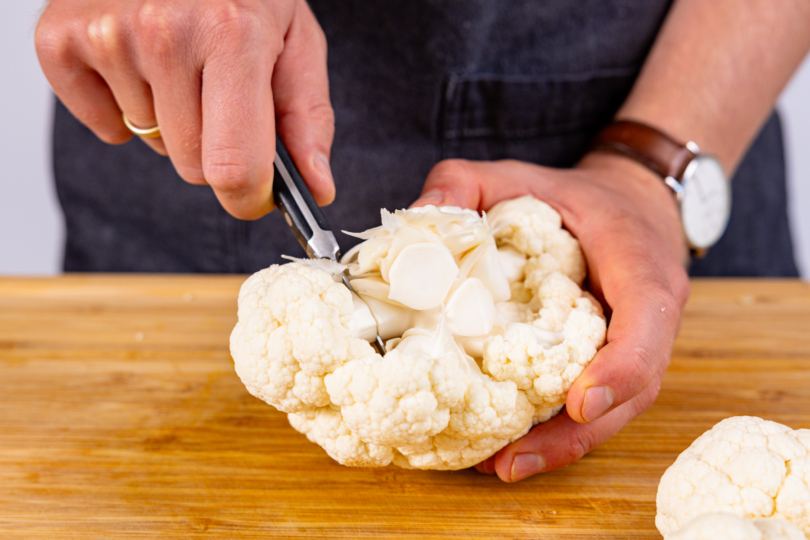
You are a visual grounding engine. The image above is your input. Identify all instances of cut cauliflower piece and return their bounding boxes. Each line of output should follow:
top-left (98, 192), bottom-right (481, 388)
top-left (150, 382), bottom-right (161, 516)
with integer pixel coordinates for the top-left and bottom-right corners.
top-left (667, 512), bottom-right (807, 540)
top-left (230, 196), bottom-right (606, 471)
top-left (656, 417), bottom-right (810, 537)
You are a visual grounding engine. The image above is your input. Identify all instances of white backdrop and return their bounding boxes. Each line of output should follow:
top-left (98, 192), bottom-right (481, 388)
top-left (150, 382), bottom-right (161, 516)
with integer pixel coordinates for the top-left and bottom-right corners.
top-left (1, 2), bottom-right (809, 277)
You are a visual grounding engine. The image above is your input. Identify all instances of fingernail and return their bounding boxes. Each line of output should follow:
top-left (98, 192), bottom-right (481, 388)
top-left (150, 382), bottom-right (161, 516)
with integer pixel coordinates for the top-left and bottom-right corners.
top-left (510, 453), bottom-right (545, 482)
top-left (582, 386), bottom-right (615, 422)
top-left (315, 153), bottom-right (332, 181)
top-left (415, 190), bottom-right (444, 207)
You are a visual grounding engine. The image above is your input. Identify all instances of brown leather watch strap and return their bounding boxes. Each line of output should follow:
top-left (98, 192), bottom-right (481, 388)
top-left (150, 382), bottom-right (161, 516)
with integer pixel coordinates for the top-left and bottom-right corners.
top-left (592, 120), bottom-right (696, 180)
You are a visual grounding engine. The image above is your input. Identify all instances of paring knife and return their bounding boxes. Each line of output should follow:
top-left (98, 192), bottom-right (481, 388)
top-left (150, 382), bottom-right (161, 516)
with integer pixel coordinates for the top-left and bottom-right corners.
top-left (272, 135), bottom-right (386, 355)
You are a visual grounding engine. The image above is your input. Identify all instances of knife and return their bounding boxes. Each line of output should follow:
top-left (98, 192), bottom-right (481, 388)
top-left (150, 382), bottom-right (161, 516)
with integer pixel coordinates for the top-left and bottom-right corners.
top-left (272, 135), bottom-right (386, 355)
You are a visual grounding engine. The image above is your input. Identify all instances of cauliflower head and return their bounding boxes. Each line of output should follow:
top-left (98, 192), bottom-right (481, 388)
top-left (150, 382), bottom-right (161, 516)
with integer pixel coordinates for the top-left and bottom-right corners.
top-left (230, 196), bottom-right (606, 470)
top-left (657, 416), bottom-right (810, 537)
top-left (667, 513), bottom-right (806, 540)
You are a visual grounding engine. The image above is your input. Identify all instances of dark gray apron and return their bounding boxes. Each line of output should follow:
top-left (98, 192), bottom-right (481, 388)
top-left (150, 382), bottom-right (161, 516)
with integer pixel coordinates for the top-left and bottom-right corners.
top-left (52, 0), bottom-right (798, 277)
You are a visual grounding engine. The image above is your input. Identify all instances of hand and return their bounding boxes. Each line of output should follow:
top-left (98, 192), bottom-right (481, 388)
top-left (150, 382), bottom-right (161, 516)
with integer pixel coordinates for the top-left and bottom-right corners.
top-left (35, 0), bottom-right (335, 219)
top-left (412, 153), bottom-right (690, 482)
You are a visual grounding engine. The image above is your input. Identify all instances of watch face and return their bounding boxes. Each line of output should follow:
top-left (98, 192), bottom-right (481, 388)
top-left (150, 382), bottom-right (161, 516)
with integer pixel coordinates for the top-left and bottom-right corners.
top-left (680, 155), bottom-right (731, 250)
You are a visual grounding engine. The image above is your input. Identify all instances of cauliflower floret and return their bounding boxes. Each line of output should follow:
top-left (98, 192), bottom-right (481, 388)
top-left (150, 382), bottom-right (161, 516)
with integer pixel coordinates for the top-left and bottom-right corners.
top-left (327, 351), bottom-right (453, 448)
top-left (656, 417), bottom-right (810, 537)
top-left (393, 432), bottom-right (528, 471)
top-left (486, 195), bottom-right (586, 285)
top-left (231, 196), bottom-right (606, 471)
top-left (482, 304), bottom-right (605, 409)
top-left (443, 376), bottom-right (533, 442)
top-left (289, 408), bottom-right (395, 467)
top-left (667, 513), bottom-right (806, 540)
top-left (326, 317), bottom-right (534, 470)
top-left (231, 263), bottom-right (359, 414)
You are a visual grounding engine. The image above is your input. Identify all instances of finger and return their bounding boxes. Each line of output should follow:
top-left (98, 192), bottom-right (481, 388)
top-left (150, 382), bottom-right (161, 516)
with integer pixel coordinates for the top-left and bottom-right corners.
top-left (150, 71), bottom-right (205, 184)
top-left (474, 456), bottom-right (496, 475)
top-left (474, 282), bottom-right (674, 480)
top-left (135, 4), bottom-right (205, 184)
top-left (148, 70), bottom-right (204, 183)
top-left (89, 32), bottom-right (167, 156)
top-left (566, 278), bottom-right (681, 424)
top-left (560, 208), bottom-right (688, 422)
top-left (492, 375), bottom-right (662, 482)
top-left (272, 1), bottom-right (335, 206)
top-left (198, 4), bottom-right (289, 220)
top-left (35, 13), bottom-right (133, 145)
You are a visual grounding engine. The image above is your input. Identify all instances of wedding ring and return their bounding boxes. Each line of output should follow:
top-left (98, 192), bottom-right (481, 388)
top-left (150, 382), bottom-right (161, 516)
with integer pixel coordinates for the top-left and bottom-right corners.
top-left (122, 113), bottom-right (161, 139)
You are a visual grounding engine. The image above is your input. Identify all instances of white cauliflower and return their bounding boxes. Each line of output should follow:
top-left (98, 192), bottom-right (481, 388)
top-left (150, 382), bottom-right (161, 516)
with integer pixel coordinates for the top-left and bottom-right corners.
top-left (230, 196), bottom-right (606, 470)
top-left (230, 263), bottom-right (355, 413)
top-left (667, 513), bottom-right (807, 540)
top-left (656, 417), bottom-right (810, 538)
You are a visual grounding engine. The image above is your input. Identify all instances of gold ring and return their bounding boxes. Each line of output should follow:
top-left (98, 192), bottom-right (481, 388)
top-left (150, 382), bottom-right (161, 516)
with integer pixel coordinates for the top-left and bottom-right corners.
top-left (122, 113), bottom-right (161, 139)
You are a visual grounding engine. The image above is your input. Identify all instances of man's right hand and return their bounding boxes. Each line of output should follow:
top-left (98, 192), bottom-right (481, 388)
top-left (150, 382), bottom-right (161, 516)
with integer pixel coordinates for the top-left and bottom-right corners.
top-left (36, 0), bottom-right (335, 219)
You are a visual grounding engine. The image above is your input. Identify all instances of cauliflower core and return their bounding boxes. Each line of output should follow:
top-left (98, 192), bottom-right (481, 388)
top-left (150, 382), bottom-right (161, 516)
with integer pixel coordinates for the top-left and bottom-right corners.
top-left (657, 417), bottom-right (810, 538)
top-left (230, 196), bottom-right (606, 470)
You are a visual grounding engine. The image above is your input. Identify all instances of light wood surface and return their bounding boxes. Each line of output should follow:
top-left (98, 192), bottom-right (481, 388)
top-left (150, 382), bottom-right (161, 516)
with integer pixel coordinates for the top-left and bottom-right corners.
top-left (1, 276), bottom-right (809, 539)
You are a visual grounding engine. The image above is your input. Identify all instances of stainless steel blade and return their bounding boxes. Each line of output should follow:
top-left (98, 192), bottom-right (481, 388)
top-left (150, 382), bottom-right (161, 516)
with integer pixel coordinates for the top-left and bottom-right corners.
top-left (340, 269), bottom-right (386, 355)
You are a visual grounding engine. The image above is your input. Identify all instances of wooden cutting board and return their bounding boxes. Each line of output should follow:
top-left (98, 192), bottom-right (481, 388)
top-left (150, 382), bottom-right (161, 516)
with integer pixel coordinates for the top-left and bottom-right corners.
top-left (1, 276), bottom-right (809, 539)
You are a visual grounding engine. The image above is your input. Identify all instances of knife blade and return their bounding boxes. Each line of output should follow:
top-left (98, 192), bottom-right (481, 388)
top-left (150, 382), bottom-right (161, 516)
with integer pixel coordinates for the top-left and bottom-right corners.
top-left (272, 135), bottom-right (386, 355)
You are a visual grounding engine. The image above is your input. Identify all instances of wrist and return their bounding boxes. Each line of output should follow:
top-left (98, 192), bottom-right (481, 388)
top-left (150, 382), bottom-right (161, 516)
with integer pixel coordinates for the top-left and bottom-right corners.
top-left (576, 151), bottom-right (678, 210)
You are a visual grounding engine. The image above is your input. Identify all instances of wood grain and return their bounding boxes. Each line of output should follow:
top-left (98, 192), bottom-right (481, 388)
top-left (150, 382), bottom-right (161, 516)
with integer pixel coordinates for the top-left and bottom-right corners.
top-left (0, 276), bottom-right (809, 539)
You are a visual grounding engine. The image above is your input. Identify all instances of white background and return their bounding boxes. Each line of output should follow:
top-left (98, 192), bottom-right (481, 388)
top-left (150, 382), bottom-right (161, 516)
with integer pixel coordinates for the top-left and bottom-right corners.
top-left (2, 2), bottom-right (809, 277)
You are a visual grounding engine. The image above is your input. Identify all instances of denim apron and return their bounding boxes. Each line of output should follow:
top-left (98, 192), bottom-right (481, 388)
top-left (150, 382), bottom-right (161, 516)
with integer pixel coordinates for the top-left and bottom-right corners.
top-left (52, 0), bottom-right (799, 277)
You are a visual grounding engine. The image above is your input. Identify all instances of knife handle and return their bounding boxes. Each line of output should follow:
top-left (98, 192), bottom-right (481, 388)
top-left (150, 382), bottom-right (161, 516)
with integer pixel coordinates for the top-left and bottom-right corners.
top-left (272, 135), bottom-right (339, 260)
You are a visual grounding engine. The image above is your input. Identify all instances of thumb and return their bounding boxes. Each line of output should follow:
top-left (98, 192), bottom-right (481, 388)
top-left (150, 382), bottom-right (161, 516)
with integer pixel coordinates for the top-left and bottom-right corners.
top-left (272, 0), bottom-right (335, 206)
top-left (411, 159), bottom-right (483, 209)
top-left (410, 159), bottom-right (539, 211)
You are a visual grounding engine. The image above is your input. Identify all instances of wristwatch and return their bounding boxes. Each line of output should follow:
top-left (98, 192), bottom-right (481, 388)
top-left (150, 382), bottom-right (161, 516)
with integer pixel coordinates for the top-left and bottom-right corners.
top-left (592, 120), bottom-right (731, 253)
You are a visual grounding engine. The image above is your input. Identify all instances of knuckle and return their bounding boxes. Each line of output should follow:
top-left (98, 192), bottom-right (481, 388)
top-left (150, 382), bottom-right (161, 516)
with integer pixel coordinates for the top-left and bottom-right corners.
top-left (310, 21), bottom-right (328, 52)
top-left (203, 146), bottom-right (256, 192)
top-left (671, 267), bottom-right (691, 307)
top-left (137, 2), bottom-right (186, 59)
top-left (566, 427), bottom-right (599, 464)
top-left (34, 17), bottom-right (74, 69)
top-left (658, 287), bottom-right (682, 327)
top-left (84, 14), bottom-right (125, 63)
top-left (643, 281), bottom-right (682, 327)
top-left (626, 346), bottom-right (656, 383)
top-left (307, 101), bottom-right (335, 131)
top-left (295, 2), bottom-right (328, 50)
top-left (429, 159), bottom-right (471, 184)
top-left (204, 0), bottom-right (266, 46)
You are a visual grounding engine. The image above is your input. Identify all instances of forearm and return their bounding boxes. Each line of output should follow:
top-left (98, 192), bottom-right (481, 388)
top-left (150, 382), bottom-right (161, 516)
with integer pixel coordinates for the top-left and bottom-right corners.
top-left (616, 0), bottom-right (810, 174)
